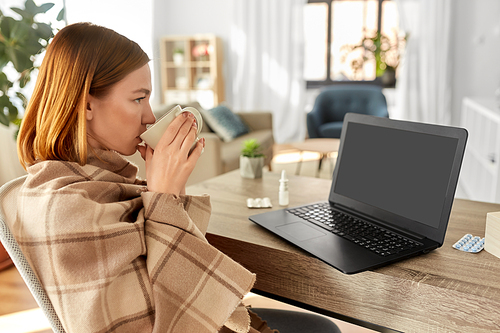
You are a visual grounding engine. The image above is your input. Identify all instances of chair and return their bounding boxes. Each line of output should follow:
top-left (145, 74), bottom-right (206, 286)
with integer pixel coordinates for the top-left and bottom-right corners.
top-left (307, 85), bottom-right (389, 139)
top-left (0, 175), bottom-right (66, 333)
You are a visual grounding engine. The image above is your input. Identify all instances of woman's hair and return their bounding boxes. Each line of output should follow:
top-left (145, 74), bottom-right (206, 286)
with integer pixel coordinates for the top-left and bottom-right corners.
top-left (17, 22), bottom-right (150, 169)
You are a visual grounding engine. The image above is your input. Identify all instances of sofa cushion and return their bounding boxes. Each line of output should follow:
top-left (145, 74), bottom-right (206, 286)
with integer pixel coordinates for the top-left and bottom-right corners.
top-left (221, 129), bottom-right (274, 172)
top-left (200, 105), bottom-right (250, 142)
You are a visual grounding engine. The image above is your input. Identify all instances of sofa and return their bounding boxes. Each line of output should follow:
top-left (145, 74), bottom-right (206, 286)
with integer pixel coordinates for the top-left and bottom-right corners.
top-left (127, 103), bottom-right (274, 186)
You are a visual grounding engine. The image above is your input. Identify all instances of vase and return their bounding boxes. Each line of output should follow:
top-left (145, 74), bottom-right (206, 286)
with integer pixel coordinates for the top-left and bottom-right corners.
top-left (240, 156), bottom-right (264, 179)
top-left (173, 53), bottom-right (184, 65)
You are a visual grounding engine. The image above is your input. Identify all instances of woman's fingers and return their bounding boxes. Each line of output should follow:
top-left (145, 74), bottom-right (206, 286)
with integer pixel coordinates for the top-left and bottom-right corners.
top-left (155, 112), bottom-right (193, 150)
top-left (188, 137), bottom-right (205, 161)
top-left (180, 120), bottom-right (199, 155)
top-left (143, 112), bottom-right (203, 195)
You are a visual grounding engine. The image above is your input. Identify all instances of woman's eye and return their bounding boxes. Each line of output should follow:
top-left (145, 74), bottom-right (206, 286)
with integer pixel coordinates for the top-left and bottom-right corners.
top-left (135, 97), bottom-right (146, 103)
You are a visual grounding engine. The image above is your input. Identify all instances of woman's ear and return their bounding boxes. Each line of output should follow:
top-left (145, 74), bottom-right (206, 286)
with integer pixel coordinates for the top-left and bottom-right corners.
top-left (86, 95), bottom-right (94, 121)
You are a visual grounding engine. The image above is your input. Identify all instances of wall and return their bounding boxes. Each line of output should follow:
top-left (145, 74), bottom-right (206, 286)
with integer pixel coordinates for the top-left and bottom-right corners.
top-left (64, 0), bottom-right (155, 99)
top-left (451, 0), bottom-right (500, 126)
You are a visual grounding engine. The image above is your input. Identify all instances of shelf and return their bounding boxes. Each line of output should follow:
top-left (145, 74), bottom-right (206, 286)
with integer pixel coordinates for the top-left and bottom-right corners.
top-left (164, 61), bottom-right (212, 67)
top-left (160, 34), bottom-right (224, 109)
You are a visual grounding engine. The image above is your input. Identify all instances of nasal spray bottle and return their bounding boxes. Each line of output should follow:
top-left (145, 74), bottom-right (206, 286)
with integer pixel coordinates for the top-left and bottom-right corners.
top-left (279, 170), bottom-right (289, 206)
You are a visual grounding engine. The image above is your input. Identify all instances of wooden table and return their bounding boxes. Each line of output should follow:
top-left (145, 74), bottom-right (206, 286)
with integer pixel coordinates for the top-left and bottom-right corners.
top-left (290, 138), bottom-right (340, 177)
top-left (187, 170), bottom-right (500, 333)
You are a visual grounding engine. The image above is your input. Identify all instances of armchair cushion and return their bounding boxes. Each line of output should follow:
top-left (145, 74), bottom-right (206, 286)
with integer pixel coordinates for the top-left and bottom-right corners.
top-left (318, 122), bottom-right (343, 138)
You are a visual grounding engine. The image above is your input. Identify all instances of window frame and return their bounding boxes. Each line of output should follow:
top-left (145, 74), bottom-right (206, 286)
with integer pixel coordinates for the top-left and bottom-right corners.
top-left (306, 0), bottom-right (392, 89)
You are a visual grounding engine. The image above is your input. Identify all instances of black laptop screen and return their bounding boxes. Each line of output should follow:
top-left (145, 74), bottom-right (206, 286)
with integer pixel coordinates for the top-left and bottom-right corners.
top-left (333, 122), bottom-right (458, 229)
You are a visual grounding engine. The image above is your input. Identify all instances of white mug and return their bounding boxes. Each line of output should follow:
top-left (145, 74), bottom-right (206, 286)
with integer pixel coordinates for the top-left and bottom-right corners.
top-left (140, 105), bottom-right (203, 150)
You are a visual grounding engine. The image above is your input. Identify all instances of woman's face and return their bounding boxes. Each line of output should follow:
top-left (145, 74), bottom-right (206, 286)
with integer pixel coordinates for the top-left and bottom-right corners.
top-left (86, 63), bottom-right (155, 156)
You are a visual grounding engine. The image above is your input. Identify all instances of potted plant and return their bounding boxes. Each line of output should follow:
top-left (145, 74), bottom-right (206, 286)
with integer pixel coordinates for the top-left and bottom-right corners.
top-left (0, 0), bottom-right (63, 268)
top-left (0, 0), bottom-right (64, 137)
top-left (340, 29), bottom-right (406, 87)
top-left (240, 139), bottom-right (265, 179)
top-left (173, 47), bottom-right (184, 65)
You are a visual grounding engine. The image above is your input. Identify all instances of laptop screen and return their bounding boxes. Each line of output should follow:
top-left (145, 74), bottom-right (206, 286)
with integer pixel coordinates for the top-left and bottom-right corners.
top-left (328, 113), bottom-right (467, 245)
top-left (333, 122), bottom-right (458, 229)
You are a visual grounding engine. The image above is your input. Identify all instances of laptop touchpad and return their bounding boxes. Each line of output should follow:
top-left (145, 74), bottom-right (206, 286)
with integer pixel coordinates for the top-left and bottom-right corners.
top-left (276, 222), bottom-right (326, 241)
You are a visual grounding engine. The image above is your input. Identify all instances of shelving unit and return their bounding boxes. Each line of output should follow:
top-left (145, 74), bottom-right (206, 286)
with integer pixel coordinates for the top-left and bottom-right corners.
top-left (460, 97), bottom-right (500, 203)
top-left (159, 34), bottom-right (225, 109)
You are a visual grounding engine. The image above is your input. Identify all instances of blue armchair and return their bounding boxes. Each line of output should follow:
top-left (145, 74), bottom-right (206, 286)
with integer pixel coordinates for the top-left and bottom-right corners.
top-left (307, 85), bottom-right (389, 138)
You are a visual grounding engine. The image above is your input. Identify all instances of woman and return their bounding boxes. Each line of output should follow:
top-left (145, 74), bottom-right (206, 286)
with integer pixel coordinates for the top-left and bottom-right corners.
top-left (15, 22), bottom-right (268, 333)
top-left (15, 22), bottom-right (340, 333)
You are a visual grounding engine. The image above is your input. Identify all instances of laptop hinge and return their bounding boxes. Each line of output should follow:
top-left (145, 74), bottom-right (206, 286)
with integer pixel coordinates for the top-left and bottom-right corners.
top-left (332, 203), bottom-right (425, 240)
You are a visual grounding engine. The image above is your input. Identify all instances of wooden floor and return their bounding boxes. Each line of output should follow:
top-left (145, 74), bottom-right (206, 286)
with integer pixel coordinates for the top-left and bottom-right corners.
top-left (0, 265), bottom-right (52, 333)
top-left (0, 146), bottom-right (373, 333)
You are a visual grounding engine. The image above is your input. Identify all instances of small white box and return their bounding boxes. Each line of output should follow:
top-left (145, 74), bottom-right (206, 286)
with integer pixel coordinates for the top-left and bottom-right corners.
top-left (485, 212), bottom-right (500, 259)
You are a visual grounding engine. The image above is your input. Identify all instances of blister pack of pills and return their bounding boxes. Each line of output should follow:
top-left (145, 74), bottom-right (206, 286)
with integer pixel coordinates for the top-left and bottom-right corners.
top-left (247, 197), bottom-right (272, 208)
top-left (452, 234), bottom-right (485, 253)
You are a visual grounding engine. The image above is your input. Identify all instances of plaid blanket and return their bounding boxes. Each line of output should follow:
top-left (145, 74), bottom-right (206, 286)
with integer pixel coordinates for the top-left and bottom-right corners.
top-left (11, 150), bottom-right (258, 333)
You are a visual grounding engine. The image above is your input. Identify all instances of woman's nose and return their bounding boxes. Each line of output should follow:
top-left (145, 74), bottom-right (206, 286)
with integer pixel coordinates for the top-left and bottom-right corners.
top-left (143, 104), bottom-right (156, 125)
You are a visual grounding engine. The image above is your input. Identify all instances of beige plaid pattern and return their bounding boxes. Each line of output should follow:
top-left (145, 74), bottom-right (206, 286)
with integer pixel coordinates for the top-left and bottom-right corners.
top-left (11, 150), bottom-right (256, 333)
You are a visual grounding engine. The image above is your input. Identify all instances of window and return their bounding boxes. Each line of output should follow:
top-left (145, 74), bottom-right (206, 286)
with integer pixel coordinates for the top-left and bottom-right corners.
top-left (304, 0), bottom-right (403, 88)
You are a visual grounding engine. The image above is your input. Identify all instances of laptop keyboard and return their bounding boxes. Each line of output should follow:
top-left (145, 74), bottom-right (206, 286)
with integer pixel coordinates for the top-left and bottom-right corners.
top-left (287, 203), bottom-right (421, 257)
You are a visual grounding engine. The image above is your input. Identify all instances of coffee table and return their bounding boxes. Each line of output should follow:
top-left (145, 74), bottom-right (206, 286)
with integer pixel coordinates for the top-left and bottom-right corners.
top-left (290, 138), bottom-right (340, 177)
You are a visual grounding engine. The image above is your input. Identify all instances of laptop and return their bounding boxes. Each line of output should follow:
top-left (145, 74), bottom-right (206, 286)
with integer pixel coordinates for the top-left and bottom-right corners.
top-left (250, 113), bottom-right (468, 274)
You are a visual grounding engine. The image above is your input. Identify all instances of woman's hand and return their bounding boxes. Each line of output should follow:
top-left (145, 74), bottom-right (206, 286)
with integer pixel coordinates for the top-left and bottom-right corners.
top-left (137, 112), bottom-right (205, 196)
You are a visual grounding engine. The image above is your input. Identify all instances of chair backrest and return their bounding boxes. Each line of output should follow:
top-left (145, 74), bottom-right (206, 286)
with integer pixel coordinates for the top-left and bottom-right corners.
top-left (314, 85), bottom-right (388, 122)
top-left (307, 84), bottom-right (389, 138)
top-left (0, 176), bottom-right (66, 333)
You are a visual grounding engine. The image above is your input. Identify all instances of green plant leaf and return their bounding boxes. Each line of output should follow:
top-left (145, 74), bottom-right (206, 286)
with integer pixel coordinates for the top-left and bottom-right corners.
top-left (34, 22), bottom-right (53, 40)
top-left (38, 3), bottom-right (55, 14)
top-left (241, 139), bottom-right (264, 158)
top-left (0, 110), bottom-right (9, 126)
top-left (25, 0), bottom-right (54, 16)
top-left (22, 37), bottom-right (43, 55)
top-left (6, 45), bottom-right (33, 72)
top-left (15, 91), bottom-right (28, 109)
top-left (57, 8), bottom-right (65, 21)
top-left (10, 8), bottom-right (32, 21)
top-left (1, 16), bottom-right (16, 40)
top-left (0, 95), bottom-right (14, 126)
top-left (24, 0), bottom-right (38, 15)
top-left (0, 46), bottom-right (9, 71)
top-left (9, 19), bottom-right (31, 42)
top-left (19, 69), bottom-right (31, 88)
top-left (0, 72), bottom-right (14, 93)
top-left (12, 117), bottom-right (22, 126)
top-left (7, 105), bottom-right (19, 121)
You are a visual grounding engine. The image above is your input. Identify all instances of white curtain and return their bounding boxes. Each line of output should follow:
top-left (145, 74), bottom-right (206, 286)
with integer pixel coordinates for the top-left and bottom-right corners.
top-left (395, 0), bottom-right (453, 125)
top-left (230, 0), bottom-right (307, 143)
